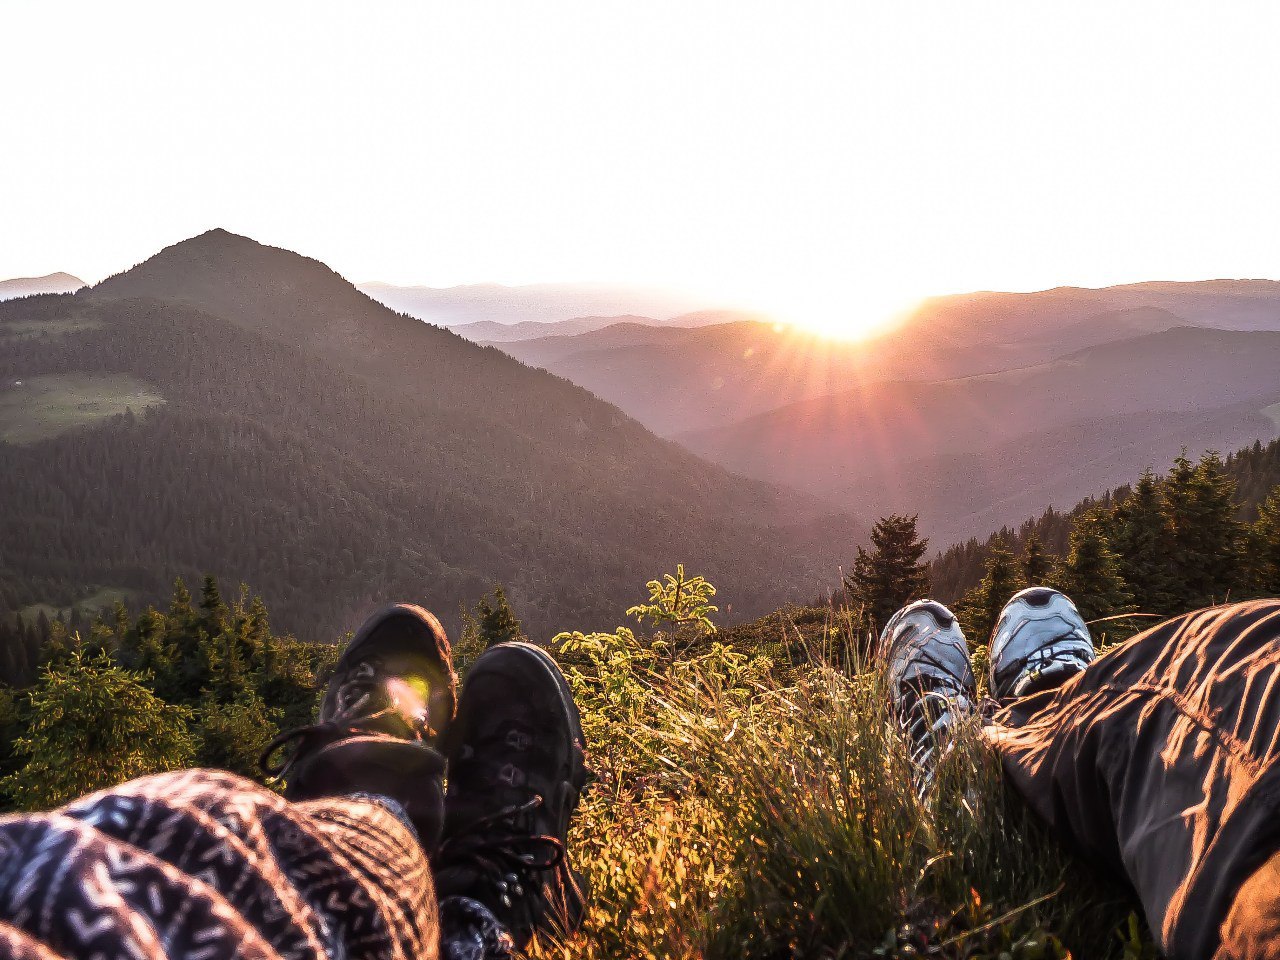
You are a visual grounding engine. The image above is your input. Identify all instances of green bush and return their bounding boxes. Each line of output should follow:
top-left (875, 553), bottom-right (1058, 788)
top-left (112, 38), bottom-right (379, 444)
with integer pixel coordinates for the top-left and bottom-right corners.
top-left (2, 650), bottom-right (196, 809)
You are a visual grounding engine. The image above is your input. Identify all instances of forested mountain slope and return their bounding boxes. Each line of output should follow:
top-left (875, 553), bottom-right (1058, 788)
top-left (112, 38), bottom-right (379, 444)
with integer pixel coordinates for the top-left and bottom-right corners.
top-left (0, 231), bottom-right (864, 640)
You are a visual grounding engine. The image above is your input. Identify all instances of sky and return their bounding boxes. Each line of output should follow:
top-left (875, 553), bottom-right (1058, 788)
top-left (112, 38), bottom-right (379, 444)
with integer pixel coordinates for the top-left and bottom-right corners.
top-left (3, 1), bottom-right (1280, 337)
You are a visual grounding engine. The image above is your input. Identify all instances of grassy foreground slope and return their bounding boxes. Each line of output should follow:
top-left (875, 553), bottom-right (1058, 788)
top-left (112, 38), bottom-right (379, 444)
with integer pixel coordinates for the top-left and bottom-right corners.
top-left (0, 572), bottom-right (1144, 960)
top-left (539, 600), bottom-right (1143, 960)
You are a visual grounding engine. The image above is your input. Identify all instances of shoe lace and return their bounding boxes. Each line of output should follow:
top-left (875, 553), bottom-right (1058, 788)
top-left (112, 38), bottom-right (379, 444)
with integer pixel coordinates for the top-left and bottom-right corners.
top-left (258, 660), bottom-right (430, 782)
top-left (893, 626), bottom-right (972, 702)
top-left (437, 795), bottom-right (569, 912)
top-left (992, 624), bottom-right (1093, 698)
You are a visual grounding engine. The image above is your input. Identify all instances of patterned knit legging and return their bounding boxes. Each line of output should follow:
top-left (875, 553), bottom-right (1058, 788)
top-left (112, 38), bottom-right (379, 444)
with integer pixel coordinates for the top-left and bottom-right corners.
top-left (0, 769), bottom-right (438, 960)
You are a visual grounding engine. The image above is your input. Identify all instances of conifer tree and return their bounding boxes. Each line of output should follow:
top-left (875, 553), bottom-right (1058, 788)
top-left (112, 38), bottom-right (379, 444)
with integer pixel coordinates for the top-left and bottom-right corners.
top-left (1108, 470), bottom-right (1176, 615)
top-left (1020, 532), bottom-right (1053, 585)
top-left (34, 610), bottom-right (51, 649)
top-left (125, 606), bottom-right (180, 702)
top-left (956, 545), bottom-right (1025, 646)
top-left (844, 514), bottom-right (931, 631)
top-left (39, 619), bottom-right (76, 666)
top-left (1052, 514), bottom-right (1134, 637)
top-left (196, 690), bottom-right (281, 779)
top-left (199, 575), bottom-right (229, 638)
top-left (628, 565), bottom-right (719, 641)
top-left (112, 600), bottom-right (130, 649)
top-left (168, 577), bottom-right (197, 632)
top-left (475, 585), bottom-right (525, 649)
top-left (1250, 486), bottom-right (1280, 595)
top-left (164, 578), bottom-right (207, 703)
top-left (454, 603), bottom-right (485, 672)
top-left (1164, 453), bottom-right (1245, 608)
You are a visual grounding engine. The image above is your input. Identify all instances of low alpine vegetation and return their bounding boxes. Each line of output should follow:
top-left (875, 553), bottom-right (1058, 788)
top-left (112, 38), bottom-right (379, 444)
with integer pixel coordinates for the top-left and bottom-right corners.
top-left (541, 567), bottom-right (1150, 960)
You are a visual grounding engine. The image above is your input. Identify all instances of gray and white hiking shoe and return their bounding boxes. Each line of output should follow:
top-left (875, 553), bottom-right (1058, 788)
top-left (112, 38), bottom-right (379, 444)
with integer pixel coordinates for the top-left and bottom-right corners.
top-left (878, 600), bottom-right (975, 777)
top-left (988, 587), bottom-right (1095, 702)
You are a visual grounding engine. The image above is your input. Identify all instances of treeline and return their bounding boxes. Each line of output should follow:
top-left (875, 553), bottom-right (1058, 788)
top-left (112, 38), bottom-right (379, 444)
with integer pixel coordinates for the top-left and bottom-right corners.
top-left (0, 576), bottom-right (336, 811)
top-left (946, 449), bottom-right (1280, 644)
top-left (841, 444), bottom-right (1280, 654)
top-left (930, 437), bottom-right (1280, 603)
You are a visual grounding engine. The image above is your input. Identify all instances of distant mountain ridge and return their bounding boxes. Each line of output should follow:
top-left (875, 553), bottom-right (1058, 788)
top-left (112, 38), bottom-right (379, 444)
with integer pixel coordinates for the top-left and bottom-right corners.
top-left (483, 276), bottom-right (1280, 546)
top-left (450, 315), bottom-right (655, 343)
top-left (0, 273), bottom-right (84, 300)
top-left (357, 279), bottom-right (720, 327)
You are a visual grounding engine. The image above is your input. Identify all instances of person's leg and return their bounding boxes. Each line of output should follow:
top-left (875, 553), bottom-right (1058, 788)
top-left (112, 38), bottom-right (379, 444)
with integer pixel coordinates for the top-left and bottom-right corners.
top-left (0, 769), bottom-right (434, 959)
top-left (0, 601), bottom-right (456, 960)
top-left (987, 598), bottom-right (1280, 959)
top-left (0, 602), bottom-right (589, 960)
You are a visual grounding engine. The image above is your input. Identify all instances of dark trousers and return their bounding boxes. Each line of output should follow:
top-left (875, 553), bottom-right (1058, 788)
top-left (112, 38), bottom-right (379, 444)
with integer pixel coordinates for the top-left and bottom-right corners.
top-left (991, 600), bottom-right (1280, 959)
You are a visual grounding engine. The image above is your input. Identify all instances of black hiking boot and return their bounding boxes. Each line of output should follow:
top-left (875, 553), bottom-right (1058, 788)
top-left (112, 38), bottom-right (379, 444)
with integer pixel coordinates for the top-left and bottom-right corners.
top-left (434, 641), bottom-right (589, 951)
top-left (260, 603), bottom-right (458, 852)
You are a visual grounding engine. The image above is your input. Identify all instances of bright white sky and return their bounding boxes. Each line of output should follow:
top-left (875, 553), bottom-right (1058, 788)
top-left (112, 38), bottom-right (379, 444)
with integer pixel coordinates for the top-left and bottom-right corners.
top-left (3, 1), bottom-right (1279, 336)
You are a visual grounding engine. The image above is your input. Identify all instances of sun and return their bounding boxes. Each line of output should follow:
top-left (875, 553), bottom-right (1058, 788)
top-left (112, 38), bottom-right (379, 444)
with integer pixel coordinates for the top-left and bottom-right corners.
top-left (755, 287), bottom-right (923, 343)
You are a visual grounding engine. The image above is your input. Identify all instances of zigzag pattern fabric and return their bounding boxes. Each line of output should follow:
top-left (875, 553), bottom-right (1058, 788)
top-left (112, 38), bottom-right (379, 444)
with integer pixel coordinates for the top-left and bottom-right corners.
top-left (0, 769), bottom-right (438, 959)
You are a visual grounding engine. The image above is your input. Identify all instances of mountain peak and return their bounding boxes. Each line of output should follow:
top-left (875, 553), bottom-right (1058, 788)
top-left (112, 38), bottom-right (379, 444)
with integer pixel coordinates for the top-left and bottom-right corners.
top-left (162, 227), bottom-right (262, 256)
top-left (89, 229), bottom-right (393, 359)
top-left (190, 226), bottom-right (247, 243)
top-left (95, 229), bottom-right (337, 295)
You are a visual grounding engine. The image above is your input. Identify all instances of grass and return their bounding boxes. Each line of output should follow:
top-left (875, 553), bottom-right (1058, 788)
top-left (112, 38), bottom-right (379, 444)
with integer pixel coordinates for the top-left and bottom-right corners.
top-left (17, 587), bottom-right (137, 626)
top-left (0, 318), bottom-right (104, 340)
top-left (537, 618), bottom-right (1151, 960)
top-left (0, 373), bottom-right (164, 444)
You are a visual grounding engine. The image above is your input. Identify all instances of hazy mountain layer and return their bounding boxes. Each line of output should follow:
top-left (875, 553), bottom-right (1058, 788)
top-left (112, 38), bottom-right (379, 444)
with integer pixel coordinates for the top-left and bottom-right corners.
top-left (678, 327), bottom-right (1280, 543)
top-left (0, 273), bottom-right (84, 301)
top-left (492, 281), bottom-right (1280, 439)
top-left (450, 315), bottom-right (655, 343)
top-left (357, 280), bottom-right (716, 327)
